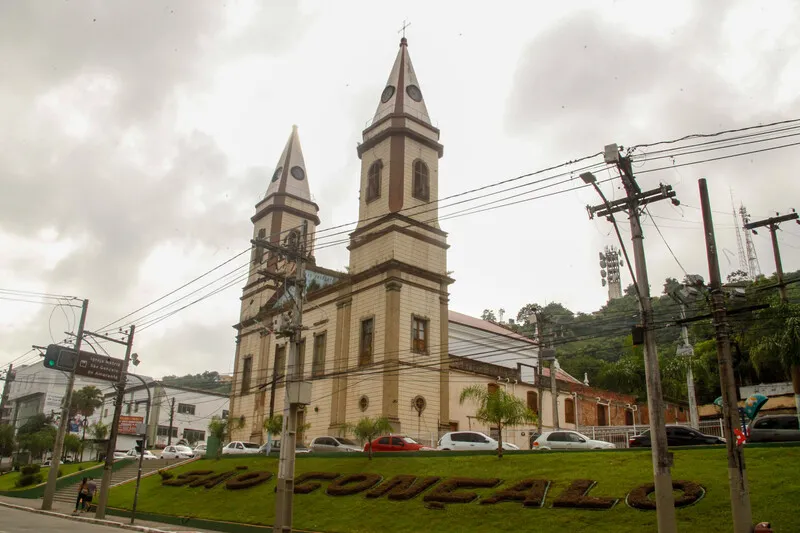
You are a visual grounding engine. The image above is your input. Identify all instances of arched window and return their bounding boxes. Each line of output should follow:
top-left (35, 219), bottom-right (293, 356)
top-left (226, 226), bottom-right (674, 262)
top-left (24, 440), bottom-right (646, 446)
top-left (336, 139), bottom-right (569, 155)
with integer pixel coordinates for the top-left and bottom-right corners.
top-left (412, 160), bottom-right (429, 201)
top-left (366, 160), bottom-right (382, 202)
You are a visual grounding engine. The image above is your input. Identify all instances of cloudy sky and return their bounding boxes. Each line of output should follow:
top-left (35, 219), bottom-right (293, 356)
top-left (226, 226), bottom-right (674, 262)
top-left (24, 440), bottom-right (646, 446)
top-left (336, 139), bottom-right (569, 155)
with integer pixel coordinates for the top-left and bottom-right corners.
top-left (2, 0), bottom-right (799, 380)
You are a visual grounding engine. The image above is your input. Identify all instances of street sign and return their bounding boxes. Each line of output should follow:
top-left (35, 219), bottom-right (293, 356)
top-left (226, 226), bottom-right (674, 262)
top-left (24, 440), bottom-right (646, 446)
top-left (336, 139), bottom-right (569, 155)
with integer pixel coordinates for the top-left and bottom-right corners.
top-left (42, 344), bottom-right (124, 382)
top-left (119, 416), bottom-right (144, 435)
top-left (677, 344), bottom-right (694, 357)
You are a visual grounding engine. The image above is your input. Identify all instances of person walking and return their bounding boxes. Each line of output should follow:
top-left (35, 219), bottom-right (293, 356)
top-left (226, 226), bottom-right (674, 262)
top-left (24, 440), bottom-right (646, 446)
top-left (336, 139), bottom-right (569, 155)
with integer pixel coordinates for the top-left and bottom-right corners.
top-left (82, 477), bottom-right (97, 512)
top-left (73, 478), bottom-right (89, 514)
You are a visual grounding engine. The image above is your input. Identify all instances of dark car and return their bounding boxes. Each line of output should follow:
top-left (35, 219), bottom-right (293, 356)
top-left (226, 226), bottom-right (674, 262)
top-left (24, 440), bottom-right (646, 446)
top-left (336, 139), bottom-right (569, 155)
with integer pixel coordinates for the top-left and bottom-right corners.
top-left (748, 415), bottom-right (800, 443)
top-left (629, 425), bottom-right (725, 448)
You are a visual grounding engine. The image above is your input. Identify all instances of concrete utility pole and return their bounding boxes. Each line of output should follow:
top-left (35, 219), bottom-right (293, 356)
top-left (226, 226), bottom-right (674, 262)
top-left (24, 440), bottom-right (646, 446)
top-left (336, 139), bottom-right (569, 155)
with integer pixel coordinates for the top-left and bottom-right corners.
top-left (94, 325), bottom-right (136, 520)
top-left (167, 397), bottom-right (175, 446)
top-left (699, 178), bottom-right (753, 533)
top-left (255, 222), bottom-right (311, 533)
top-left (42, 299), bottom-right (89, 511)
top-left (677, 302), bottom-right (700, 430)
top-left (129, 375), bottom-right (151, 525)
top-left (744, 209), bottom-right (800, 426)
top-left (581, 145), bottom-right (678, 533)
top-left (0, 364), bottom-right (14, 425)
top-left (535, 311), bottom-right (558, 430)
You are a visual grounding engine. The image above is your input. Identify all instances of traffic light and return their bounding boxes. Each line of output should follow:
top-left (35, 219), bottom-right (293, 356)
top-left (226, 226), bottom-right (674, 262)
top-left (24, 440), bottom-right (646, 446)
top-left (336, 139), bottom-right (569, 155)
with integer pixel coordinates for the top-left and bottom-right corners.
top-left (42, 344), bottom-right (78, 371)
top-left (134, 440), bottom-right (143, 454)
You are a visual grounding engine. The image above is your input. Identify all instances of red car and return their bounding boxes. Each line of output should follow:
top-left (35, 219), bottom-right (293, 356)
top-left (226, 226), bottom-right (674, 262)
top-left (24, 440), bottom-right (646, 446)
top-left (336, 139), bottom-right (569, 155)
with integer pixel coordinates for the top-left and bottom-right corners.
top-left (364, 435), bottom-right (434, 453)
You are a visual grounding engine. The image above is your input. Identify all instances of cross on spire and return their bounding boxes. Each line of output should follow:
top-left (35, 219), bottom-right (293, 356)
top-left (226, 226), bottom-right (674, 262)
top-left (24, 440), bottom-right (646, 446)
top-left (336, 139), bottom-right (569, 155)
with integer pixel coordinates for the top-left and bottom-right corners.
top-left (398, 19), bottom-right (411, 39)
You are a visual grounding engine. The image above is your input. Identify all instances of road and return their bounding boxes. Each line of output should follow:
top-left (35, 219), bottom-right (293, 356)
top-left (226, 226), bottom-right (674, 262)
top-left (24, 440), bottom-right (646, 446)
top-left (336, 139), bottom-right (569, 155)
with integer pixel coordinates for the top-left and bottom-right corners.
top-left (0, 506), bottom-right (133, 532)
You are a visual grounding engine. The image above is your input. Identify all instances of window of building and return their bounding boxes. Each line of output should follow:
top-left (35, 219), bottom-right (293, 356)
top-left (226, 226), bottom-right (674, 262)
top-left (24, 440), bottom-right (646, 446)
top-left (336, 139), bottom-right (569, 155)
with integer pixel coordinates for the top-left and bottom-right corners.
top-left (134, 400), bottom-right (147, 413)
top-left (274, 345), bottom-right (286, 387)
top-left (564, 398), bottom-right (575, 425)
top-left (253, 228), bottom-right (266, 264)
top-left (126, 402), bottom-right (132, 415)
top-left (296, 339), bottom-right (306, 378)
top-left (487, 383), bottom-right (499, 395)
top-left (157, 425), bottom-right (178, 438)
top-left (527, 391), bottom-right (539, 414)
top-left (412, 160), bottom-right (430, 201)
top-left (625, 409), bottom-right (634, 426)
top-left (177, 403), bottom-right (196, 416)
top-left (312, 332), bottom-right (326, 378)
top-left (241, 355), bottom-right (253, 395)
top-left (183, 429), bottom-right (206, 444)
top-left (411, 317), bottom-right (428, 353)
top-left (222, 410), bottom-right (229, 419)
top-left (597, 404), bottom-right (608, 426)
top-left (104, 408), bottom-right (108, 418)
top-left (366, 160), bottom-right (382, 202)
top-left (360, 318), bottom-right (374, 367)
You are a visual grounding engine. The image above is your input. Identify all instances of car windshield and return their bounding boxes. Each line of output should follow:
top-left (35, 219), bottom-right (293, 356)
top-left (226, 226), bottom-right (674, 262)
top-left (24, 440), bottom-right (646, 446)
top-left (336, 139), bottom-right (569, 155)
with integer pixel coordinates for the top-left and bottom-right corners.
top-left (243, 443), bottom-right (261, 449)
top-left (336, 438), bottom-right (357, 445)
top-left (403, 437), bottom-right (419, 444)
top-left (175, 446), bottom-right (192, 452)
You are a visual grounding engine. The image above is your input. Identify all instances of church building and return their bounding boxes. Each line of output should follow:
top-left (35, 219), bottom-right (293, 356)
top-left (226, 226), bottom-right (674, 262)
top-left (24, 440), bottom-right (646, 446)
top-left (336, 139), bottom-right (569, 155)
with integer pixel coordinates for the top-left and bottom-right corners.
top-left (226, 39), bottom-right (687, 448)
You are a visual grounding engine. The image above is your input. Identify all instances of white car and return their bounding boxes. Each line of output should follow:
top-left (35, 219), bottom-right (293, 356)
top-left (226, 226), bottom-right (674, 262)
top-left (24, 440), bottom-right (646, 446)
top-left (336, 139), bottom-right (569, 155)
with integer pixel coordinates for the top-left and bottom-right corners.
top-left (437, 431), bottom-right (520, 451)
top-left (309, 436), bottom-right (362, 453)
top-left (113, 451), bottom-right (129, 460)
top-left (193, 444), bottom-right (207, 457)
top-left (161, 445), bottom-right (195, 459)
top-left (221, 441), bottom-right (261, 455)
top-left (124, 448), bottom-right (158, 460)
top-left (533, 430), bottom-right (615, 451)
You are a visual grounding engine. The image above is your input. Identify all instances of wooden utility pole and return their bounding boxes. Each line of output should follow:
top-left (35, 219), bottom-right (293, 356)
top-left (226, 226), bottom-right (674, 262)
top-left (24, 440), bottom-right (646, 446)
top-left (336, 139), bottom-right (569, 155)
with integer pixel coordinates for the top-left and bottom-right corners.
top-left (581, 145), bottom-right (678, 533)
top-left (699, 178), bottom-right (753, 532)
top-left (0, 364), bottom-right (13, 425)
top-left (42, 299), bottom-right (89, 511)
top-left (167, 397), bottom-right (175, 446)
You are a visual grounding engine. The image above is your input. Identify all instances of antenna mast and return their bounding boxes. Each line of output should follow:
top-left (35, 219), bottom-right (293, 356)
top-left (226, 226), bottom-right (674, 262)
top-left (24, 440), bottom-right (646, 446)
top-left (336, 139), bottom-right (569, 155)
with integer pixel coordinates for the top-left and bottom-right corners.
top-left (740, 204), bottom-right (762, 279)
top-left (731, 190), bottom-right (749, 277)
top-left (599, 245), bottom-right (623, 300)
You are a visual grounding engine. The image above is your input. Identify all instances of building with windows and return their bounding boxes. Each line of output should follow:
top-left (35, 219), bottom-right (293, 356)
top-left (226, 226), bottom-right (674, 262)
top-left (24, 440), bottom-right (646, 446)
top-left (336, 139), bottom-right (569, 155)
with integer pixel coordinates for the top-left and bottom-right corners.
top-left (94, 382), bottom-right (228, 452)
top-left (226, 38), bottom-right (686, 447)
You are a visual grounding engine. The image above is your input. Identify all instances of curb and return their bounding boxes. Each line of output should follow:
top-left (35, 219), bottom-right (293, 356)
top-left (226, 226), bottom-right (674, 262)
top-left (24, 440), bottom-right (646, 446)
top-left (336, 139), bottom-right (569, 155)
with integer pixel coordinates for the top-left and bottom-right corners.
top-left (0, 501), bottom-right (176, 533)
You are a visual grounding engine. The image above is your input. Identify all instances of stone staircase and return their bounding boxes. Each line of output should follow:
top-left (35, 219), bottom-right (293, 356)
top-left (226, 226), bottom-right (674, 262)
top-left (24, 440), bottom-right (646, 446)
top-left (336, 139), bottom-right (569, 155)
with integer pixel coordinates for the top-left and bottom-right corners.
top-left (52, 458), bottom-right (191, 505)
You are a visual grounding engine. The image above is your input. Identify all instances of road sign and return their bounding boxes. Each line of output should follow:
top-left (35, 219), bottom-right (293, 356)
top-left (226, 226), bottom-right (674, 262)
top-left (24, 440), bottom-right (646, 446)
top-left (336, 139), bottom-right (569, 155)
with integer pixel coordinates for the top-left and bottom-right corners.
top-left (42, 344), bottom-right (124, 382)
top-left (119, 416), bottom-right (144, 435)
top-left (677, 344), bottom-right (694, 357)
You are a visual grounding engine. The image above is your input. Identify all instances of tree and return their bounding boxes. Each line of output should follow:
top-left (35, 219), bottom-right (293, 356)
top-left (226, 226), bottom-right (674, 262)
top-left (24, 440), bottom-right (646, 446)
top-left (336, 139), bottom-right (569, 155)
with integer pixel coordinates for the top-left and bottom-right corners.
top-left (264, 414), bottom-right (311, 446)
top-left (727, 269), bottom-right (750, 283)
top-left (0, 423), bottom-right (14, 457)
top-left (70, 385), bottom-right (103, 461)
top-left (751, 303), bottom-right (800, 423)
top-left (481, 309), bottom-right (497, 322)
top-left (458, 385), bottom-right (537, 458)
top-left (63, 434), bottom-right (81, 461)
top-left (88, 422), bottom-right (108, 462)
top-left (346, 417), bottom-right (393, 460)
top-left (208, 415), bottom-right (244, 459)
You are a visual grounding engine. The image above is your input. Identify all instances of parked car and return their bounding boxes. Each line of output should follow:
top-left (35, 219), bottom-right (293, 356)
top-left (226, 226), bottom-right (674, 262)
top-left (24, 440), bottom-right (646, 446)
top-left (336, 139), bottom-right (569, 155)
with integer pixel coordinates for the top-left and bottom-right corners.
top-left (258, 440), bottom-right (311, 455)
top-left (629, 425), bottom-right (725, 448)
top-left (124, 448), bottom-right (158, 460)
top-left (365, 436), bottom-right (435, 453)
top-left (533, 431), bottom-right (615, 451)
top-left (221, 441), bottom-right (261, 455)
top-left (113, 451), bottom-right (129, 460)
top-left (437, 431), bottom-right (519, 452)
top-left (748, 415), bottom-right (800, 443)
top-left (193, 444), bottom-right (207, 457)
top-left (309, 436), bottom-right (362, 453)
top-left (161, 445), bottom-right (195, 459)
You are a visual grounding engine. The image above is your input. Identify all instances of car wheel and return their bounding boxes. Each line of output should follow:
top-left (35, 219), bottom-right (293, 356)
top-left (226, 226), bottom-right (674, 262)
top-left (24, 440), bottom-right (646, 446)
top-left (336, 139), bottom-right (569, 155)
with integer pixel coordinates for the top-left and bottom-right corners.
top-left (441, 448), bottom-right (451, 451)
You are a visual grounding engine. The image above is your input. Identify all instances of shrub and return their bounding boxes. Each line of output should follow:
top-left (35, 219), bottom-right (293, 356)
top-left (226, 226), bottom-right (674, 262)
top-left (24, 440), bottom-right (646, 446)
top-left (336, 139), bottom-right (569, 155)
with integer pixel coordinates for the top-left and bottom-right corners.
top-left (480, 478), bottom-right (550, 507)
top-left (158, 470), bottom-right (174, 481)
top-left (20, 464), bottom-right (41, 476)
top-left (235, 465), bottom-right (248, 470)
top-left (294, 472), bottom-right (340, 494)
top-left (326, 474), bottom-right (382, 496)
top-left (57, 468), bottom-right (64, 478)
top-left (199, 471), bottom-right (238, 489)
top-left (423, 477), bottom-right (501, 505)
top-left (552, 479), bottom-right (617, 510)
top-left (225, 471), bottom-right (273, 490)
top-left (366, 475), bottom-right (441, 501)
top-left (626, 480), bottom-right (705, 510)
top-left (77, 466), bottom-right (84, 472)
top-left (15, 473), bottom-right (43, 488)
top-left (162, 470), bottom-right (214, 486)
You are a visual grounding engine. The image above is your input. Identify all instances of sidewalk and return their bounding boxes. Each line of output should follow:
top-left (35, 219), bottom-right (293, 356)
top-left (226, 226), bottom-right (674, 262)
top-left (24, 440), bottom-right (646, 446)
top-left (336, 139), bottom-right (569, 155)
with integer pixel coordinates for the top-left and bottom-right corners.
top-left (0, 494), bottom-right (216, 533)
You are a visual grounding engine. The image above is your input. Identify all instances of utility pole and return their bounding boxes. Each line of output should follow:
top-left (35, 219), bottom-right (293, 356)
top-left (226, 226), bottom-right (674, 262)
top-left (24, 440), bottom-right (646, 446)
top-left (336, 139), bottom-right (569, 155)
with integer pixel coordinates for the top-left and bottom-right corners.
top-left (677, 302), bottom-right (699, 429)
top-left (581, 145), bottom-right (678, 533)
top-left (744, 208), bottom-right (800, 425)
top-left (129, 375), bottom-right (151, 525)
top-left (94, 325), bottom-right (136, 520)
top-left (256, 222), bottom-right (311, 533)
top-left (42, 299), bottom-right (89, 511)
top-left (699, 178), bottom-right (753, 533)
top-left (167, 397), bottom-right (175, 446)
top-left (0, 364), bottom-right (14, 425)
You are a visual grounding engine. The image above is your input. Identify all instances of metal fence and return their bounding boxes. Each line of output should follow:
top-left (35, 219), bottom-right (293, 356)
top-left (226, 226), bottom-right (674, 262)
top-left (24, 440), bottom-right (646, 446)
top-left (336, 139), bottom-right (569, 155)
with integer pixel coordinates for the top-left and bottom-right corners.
top-left (577, 419), bottom-right (725, 448)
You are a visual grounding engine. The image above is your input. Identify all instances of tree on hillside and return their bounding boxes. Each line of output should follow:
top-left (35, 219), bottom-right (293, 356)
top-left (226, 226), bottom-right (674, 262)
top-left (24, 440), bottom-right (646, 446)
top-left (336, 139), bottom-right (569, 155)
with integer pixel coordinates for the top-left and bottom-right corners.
top-left (346, 417), bottom-right (393, 460)
top-left (459, 385), bottom-right (536, 459)
top-left (162, 371), bottom-right (231, 394)
top-left (481, 309), bottom-right (497, 322)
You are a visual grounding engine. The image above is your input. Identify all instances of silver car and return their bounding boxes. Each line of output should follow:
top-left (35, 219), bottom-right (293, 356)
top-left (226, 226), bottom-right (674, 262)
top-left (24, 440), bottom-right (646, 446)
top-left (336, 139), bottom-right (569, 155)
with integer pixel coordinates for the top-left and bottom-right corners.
top-left (309, 436), bottom-right (362, 453)
top-left (748, 415), bottom-right (800, 443)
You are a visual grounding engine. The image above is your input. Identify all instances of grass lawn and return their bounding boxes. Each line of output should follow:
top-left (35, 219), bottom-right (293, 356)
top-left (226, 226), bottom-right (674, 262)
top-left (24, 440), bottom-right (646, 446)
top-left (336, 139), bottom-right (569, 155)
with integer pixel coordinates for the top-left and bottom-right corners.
top-left (107, 447), bottom-right (800, 533)
top-left (0, 461), bottom-right (103, 491)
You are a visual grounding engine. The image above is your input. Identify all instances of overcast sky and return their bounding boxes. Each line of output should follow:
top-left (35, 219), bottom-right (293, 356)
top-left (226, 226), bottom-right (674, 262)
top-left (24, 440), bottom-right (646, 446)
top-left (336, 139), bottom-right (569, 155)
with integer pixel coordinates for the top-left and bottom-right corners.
top-left (2, 0), bottom-right (799, 380)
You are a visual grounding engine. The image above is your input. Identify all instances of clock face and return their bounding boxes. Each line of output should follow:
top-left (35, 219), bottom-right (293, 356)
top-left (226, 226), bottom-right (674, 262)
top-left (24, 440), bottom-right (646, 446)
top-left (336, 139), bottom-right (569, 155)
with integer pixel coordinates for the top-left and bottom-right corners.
top-left (380, 85), bottom-right (395, 103)
top-left (271, 167), bottom-right (282, 182)
top-left (406, 84), bottom-right (422, 102)
top-left (291, 166), bottom-right (305, 180)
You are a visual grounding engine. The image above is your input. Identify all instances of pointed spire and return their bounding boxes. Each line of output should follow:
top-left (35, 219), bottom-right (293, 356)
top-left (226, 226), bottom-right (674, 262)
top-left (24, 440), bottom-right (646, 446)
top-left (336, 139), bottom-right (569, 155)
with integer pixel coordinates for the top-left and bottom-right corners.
top-left (372, 38), bottom-right (431, 125)
top-left (264, 125), bottom-right (312, 201)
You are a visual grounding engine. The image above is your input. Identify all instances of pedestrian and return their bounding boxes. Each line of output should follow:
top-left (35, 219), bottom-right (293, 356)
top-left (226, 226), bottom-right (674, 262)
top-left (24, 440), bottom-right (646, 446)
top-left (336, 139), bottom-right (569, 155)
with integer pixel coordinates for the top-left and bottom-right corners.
top-left (82, 477), bottom-right (97, 512)
top-left (73, 477), bottom-right (89, 514)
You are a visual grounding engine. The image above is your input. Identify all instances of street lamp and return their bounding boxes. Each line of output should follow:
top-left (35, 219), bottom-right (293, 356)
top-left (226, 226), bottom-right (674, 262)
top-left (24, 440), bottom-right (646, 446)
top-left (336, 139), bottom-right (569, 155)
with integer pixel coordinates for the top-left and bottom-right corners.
top-left (127, 370), bottom-right (150, 525)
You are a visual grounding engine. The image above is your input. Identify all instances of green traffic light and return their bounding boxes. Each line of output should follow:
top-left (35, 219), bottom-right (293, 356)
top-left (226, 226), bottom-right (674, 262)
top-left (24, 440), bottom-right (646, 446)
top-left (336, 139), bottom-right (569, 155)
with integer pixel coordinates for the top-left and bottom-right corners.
top-left (48, 360), bottom-right (55, 367)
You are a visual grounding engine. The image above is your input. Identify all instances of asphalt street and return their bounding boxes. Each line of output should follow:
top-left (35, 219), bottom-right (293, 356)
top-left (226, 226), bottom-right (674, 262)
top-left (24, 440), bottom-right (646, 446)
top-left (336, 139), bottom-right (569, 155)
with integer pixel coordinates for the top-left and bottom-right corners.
top-left (0, 506), bottom-right (135, 532)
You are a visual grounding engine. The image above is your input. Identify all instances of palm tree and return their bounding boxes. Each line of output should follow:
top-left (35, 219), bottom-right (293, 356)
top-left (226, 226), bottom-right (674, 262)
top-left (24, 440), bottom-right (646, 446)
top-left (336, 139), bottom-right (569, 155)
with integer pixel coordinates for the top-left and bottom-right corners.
top-left (263, 414), bottom-right (311, 453)
top-left (208, 415), bottom-right (244, 459)
top-left (88, 422), bottom-right (108, 462)
top-left (70, 386), bottom-right (103, 461)
top-left (459, 385), bottom-right (537, 458)
top-left (346, 416), bottom-right (393, 460)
